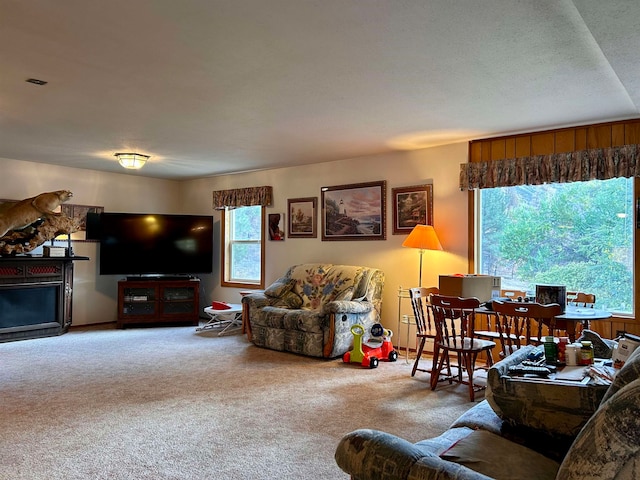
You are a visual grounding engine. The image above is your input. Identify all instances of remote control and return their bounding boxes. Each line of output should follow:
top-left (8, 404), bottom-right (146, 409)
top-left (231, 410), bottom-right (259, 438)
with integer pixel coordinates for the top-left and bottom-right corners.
top-left (508, 364), bottom-right (551, 377)
top-left (522, 360), bottom-right (544, 367)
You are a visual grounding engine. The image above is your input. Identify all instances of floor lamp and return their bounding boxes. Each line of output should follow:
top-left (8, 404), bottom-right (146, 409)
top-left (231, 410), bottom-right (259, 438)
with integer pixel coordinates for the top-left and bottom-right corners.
top-left (402, 224), bottom-right (443, 287)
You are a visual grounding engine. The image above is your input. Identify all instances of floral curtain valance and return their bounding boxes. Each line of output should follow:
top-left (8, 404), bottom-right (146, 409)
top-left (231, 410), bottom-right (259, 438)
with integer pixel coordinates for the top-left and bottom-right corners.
top-left (212, 186), bottom-right (273, 210)
top-left (459, 144), bottom-right (640, 190)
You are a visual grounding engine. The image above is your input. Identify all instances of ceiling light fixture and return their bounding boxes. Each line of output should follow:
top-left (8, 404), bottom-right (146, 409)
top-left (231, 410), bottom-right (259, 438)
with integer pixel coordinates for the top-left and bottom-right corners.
top-left (115, 152), bottom-right (149, 170)
top-left (26, 78), bottom-right (48, 86)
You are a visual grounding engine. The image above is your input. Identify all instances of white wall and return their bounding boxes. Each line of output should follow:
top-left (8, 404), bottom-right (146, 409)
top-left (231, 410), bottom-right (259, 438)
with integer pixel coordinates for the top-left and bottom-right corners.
top-left (182, 142), bottom-right (471, 347)
top-left (0, 143), bottom-right (470, 341)
top-left (0, 157), bottom-right (182, 325)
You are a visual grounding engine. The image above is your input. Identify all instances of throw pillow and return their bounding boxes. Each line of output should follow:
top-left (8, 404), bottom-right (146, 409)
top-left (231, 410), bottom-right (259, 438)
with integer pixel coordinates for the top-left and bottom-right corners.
top-left (264, 279), bottom-right (295, 298)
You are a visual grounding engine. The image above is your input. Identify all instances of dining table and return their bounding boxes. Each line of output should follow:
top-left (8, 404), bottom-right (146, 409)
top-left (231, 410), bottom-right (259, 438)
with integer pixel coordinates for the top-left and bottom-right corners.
top-left (553, 305), bottom-right (612, 342)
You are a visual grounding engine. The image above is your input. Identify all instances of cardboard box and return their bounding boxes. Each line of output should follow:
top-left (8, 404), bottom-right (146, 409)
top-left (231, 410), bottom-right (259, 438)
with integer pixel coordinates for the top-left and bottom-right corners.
top-left (438, 274), bottom-right (501, 302)
top-left (43, 246), bottom-right (67, 257)
top-left (613, 334), bottom-right (640, 369)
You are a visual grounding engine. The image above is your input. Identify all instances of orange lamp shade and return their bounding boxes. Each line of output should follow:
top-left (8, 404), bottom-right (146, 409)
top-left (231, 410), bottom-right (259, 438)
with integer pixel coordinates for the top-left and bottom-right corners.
top-left (402, 225), bottom-right (443, 251)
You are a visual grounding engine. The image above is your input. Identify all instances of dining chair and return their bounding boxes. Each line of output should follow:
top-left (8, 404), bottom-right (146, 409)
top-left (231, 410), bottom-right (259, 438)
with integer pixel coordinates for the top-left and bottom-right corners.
top-left (430, 294), bottom-right (496, 401)
top-left (491, 301), bottom-right (563, 357)
top-left (556, 291), bottom-right (596, 336)
top-left (569, 292), bottom-right (596, 307)
top-left (500, 289), bottom-right (527, 301)
top-left (567, 292), bottom-right (596, 331)
top-left (408, 286), bottom-right (440, 377)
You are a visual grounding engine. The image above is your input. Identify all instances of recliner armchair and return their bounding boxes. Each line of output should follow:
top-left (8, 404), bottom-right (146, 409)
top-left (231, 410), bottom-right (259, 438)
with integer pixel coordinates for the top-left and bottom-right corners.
top-left (242, 263), bottom-right (384, 358)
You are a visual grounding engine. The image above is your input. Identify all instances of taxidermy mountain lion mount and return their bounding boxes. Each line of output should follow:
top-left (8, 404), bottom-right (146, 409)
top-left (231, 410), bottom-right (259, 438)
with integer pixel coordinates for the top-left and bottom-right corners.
top-left (0, 190), bottom-right (79, 255)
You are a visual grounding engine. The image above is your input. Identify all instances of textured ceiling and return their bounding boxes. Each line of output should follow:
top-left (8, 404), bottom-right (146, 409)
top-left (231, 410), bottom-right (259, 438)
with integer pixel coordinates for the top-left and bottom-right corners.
top-left (1, 1), bottom-right (639, 180)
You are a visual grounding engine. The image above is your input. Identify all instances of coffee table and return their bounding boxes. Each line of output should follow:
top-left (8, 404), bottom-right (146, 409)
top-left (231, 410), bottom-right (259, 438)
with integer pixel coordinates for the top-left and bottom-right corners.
top-left (487, 347), bottom-right (609, 438)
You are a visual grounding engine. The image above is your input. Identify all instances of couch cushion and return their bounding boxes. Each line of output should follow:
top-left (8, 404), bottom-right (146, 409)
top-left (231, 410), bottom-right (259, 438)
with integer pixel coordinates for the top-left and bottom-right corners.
top-left (271, 291), bottom-right (303, 309)
top-left (283, 309), bottom-right (324, 333)
top-left (252, 306), bottom-right (289, 329)
top-left (440, 429), bottom-right (559, 480)
top-left (290, 264), bottom-right (362, 310)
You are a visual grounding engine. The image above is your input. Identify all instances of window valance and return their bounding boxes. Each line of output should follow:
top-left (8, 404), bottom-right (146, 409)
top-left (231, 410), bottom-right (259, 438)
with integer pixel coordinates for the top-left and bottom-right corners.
top-left (459, 144), bottom-right (640, 190)
top-left (212, 186), bottom-right (273, 210)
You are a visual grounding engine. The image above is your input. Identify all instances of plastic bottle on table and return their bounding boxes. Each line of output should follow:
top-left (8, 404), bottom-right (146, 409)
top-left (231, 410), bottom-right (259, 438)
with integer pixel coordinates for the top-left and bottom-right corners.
top-left (557, 337), bottom-right (568, 365)
top-left (544, 336), bottom-right (557, 365)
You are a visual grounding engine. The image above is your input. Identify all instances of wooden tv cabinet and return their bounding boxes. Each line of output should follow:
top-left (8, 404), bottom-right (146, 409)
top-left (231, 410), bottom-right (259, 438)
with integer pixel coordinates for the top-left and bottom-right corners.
top-left (117, 278), bottom-right (200, 328)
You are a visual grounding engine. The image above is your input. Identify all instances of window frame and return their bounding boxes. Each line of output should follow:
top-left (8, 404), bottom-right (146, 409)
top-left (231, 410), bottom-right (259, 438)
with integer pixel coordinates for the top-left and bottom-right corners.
top-left (469, 178), bottom-right (639, 320)
top-left (475, 177), bottom-right (635, 316)
top-left (221, 206), bottom-right (265, 289)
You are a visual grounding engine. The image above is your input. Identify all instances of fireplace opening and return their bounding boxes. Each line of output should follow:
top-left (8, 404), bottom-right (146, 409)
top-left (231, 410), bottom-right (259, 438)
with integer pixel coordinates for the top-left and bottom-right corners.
top-left (0, 285), bottom-right (59, 329)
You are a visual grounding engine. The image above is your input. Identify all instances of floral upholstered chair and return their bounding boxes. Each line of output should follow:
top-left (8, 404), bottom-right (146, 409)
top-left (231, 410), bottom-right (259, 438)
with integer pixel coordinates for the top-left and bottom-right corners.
top-left (242, 263), bottom-right (384, 358)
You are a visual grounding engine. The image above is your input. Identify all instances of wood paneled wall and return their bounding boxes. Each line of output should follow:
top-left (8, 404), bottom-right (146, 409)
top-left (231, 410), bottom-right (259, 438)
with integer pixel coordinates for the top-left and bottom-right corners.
top-left (467, 118), bottom-right (640, 335)
top-left (469, 119), bottom-right (640, 163)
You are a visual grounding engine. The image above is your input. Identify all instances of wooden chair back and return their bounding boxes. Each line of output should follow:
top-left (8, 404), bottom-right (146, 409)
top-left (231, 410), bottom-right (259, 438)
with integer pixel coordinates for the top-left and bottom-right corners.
top-left (409, 287), bottom-right (439, 337)
top-left (492, 301), bottom-right (563, 357)
top-left (430, 294), bottom-right (480, 349)
top-left (500, 289), bottom-right (527, 301)
top-left (569, 292), bottom-right (596, 308)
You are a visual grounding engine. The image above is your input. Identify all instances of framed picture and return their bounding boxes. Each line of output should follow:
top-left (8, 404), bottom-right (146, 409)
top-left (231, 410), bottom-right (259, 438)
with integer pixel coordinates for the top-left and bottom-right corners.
top-left (321, 180), bottom-right (386, 241)
top-left (268, 213), bottom-right (285, 241)
top-left (287, 197), bottom-right (317, 238)
top-left (392, 184), bottom-right (433, 235)
top-left (60, 204), bottom-right (104, 241)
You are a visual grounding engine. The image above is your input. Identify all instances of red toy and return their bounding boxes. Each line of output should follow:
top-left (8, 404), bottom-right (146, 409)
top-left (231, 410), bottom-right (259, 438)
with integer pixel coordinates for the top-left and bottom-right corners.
top-left (343, 323), bottom-right (398, 368)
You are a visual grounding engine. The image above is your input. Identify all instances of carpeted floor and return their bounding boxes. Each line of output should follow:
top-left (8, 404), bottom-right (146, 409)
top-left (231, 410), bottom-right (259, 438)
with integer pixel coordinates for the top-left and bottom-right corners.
top-left (0, 324), bottom-right (479, 479)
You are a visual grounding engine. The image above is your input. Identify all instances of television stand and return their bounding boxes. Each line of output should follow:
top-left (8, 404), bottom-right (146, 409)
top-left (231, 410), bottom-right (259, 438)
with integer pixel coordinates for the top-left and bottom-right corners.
top-left (117, 277), bottom-right (200, 328)
top-left (125, 274), bottom-right (194, 281)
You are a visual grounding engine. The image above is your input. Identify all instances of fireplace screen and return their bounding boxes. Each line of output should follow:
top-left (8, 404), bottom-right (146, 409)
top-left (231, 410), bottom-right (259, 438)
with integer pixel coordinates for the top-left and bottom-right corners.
top-left (0, 286), bottom-right (58, 328)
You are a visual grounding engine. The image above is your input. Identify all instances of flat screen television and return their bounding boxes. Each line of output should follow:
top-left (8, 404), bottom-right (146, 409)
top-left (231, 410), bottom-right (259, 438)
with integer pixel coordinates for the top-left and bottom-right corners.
top-left (94, 213), bottom-right (214, 276)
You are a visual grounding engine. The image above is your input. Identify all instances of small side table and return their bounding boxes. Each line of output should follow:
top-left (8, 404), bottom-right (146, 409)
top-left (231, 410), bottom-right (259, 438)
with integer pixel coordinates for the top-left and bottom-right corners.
top-left (197, 304), bottom-right (243, 336)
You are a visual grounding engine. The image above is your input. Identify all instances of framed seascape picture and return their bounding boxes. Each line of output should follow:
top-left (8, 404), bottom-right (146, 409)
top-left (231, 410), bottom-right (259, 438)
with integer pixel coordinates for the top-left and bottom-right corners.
top-left (391, 184), bottom-right (433, 235)
top-left (321, 180), bottom-right (386, 241)
top-left (287, 197), bottom-right (317, 238)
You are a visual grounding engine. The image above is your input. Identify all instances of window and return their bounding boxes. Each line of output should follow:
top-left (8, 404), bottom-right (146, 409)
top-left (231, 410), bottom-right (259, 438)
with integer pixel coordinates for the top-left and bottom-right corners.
top-left (221, 205), bottom-right (265, 288)
top-left (478, 177), bottom-right (633, 314)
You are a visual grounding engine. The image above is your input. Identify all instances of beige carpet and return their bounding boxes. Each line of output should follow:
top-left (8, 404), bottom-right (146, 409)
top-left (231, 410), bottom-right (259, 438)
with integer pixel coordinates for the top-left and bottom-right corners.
top-left (0, 324), bottom-right (478, 479)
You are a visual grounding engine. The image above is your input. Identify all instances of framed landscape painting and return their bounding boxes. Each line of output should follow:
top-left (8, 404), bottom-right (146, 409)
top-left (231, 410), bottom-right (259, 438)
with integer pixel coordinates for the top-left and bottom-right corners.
top-left (287, 197), bottom-right (317, 238)
top-left (392, 184), bottom-right (433, 234)
top-left (321, 180), bottom-right (386, 241)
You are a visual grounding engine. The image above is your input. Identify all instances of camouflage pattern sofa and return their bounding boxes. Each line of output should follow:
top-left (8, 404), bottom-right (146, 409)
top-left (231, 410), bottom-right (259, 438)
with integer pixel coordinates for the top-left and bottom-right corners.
top-left (335, 345), bottom-right (640, 480)
top-left (242, 263), bottom-right (384, 358)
